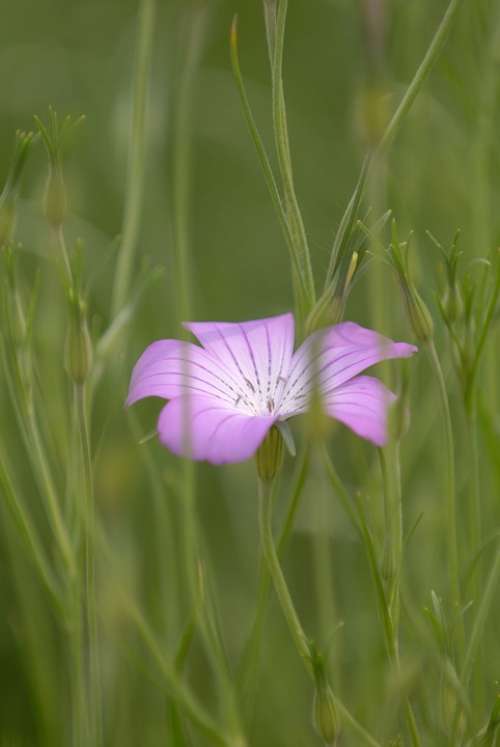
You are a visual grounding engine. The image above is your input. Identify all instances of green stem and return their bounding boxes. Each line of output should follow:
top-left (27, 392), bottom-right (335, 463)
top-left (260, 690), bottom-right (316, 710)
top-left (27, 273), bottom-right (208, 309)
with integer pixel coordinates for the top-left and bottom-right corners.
top-left (27, 406), bottom-right (76, 577)
top-left (377, 0), bottom-right (465, 154)
top-left (240, 448), bottom-right (309, 715)
top-left (0, 450), bottom-right (60, 605)
top-left (427, 342), bottom-right (463, 655)
top-left (257, 476), bottom-right (383, 747)
top-left (467, 399), bottom-right (481, 593)
top-left (462, 547), bottom-right (500, 688)
top-left (258, 476), bottom-right (312, 669)
top-left (379, 447), bottom-right (421, 746)
top-left (270, 0), bottom-right (316, 313)
top-left (230, 17), bottom-right (307, 318)
top-left (75, 383), bottom-right (102, 747)
top-left (112, 0), bottom-right (156, 316)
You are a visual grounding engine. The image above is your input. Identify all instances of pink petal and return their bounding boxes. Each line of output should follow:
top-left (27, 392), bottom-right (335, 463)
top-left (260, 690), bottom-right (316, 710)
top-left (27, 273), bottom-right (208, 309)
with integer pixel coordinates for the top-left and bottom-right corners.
top-left (280, 322), bottom-right (416, 415)
top-left (184, 313), bottom-right (295, 410)
top-left (157, 395), bottom-right (276, 464)
top-left (324, 375), bottom-right (397, 446)
top-left (126, 339), bottom-right (241, 406)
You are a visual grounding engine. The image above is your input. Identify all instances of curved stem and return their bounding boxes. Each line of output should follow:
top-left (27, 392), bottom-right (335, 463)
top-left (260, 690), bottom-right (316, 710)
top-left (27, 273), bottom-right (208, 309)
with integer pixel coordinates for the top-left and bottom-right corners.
top-left (257, 476), bottom-right (383, 747)
top-left (257, 476), bottom-right (312, 669)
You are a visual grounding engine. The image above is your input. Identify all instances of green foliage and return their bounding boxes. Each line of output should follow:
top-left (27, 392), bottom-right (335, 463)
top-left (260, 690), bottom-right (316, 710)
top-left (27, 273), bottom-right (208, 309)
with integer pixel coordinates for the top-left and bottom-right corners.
top-left (0, 0), bottom-right (499, 746)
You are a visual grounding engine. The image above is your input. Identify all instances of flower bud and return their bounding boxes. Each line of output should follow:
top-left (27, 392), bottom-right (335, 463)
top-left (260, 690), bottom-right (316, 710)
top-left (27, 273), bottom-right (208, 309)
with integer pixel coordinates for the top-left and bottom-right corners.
top-left (389, 232), bottom-right (434, 344)
top-left (440, 283), bottom-right (463, 326)
top-left (402, 285), bottom-right (434, 344)
top-left (256, 426), bottom-right (284, 482)
top-left (313, 682), bottom-right (339, 746)
top-left (44, 163), bottom-right (67, 228)
top-left (65, 291), bottom-right (92, 384)
top-left (311, 650), bottom-right (339, 746)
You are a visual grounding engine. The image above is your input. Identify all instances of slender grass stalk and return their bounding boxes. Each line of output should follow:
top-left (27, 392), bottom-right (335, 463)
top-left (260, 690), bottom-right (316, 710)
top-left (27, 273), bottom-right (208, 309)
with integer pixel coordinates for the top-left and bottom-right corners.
top-left (270, 0), bottom-right (316, 312)
top-left (462, 548), bottom-right (500, 688)
top-left (427, 342), bottom-right (463, 655)
top-left (257, 476), bottom-right (383, 747)
top-left (239, 448), bottom-right (309, 719)
top-left (0, 450), bottom-right (60, 606)
top-left (379, 446), bottom-right (421, 745)
top-left (112, 0), bottom-right (156, 317)
top-left (123, 594), bottom-right (233, 747)
top-left (75, 383), bottom-right (102, 747)
top-left (323, 0), bottom-right (466, 287)
top-left (467, 397), bottom-right (481, 594)
top-left (377, 0), bottom-right (465, 154)
top-left (230, 17), bottom-right (307, 318)
top-left (170, 7), bottom-right (244, 739)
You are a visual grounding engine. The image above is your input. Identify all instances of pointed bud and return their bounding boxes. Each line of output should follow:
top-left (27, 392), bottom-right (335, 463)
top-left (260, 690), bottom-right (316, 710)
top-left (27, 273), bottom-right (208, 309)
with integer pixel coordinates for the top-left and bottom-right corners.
top-left (256, 426), bottom-right (284, 482)
top-left (34, 108), bottom-right (84, 229)
top-left (402, 285), bottom-right (434, 343)
top-left (311, 649), bottom-right (339, 746)
top-left (44, 163), bottom-right (67, 228)
top-left (65, 290), bottom-right (93, 384)
top-left (388, 229), bottom-right (434, 343)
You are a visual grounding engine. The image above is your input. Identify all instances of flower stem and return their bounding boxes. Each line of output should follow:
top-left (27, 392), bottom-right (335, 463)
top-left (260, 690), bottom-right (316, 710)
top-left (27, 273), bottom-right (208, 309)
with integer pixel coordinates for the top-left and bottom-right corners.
top-left (257, 476), bottom-right (383, 747)
top-left (75, 383), bottom-right (102, 747)
top-left (377, 0), bottom-right (465, 154)
top-left (268, 0), bottom-right (316, 314)
top-left (258, 476), bottom-right (312, 669)
top-left (112, 0), bottom-right (156, 317)
top-left (427, 342), bottom-right (463, 655)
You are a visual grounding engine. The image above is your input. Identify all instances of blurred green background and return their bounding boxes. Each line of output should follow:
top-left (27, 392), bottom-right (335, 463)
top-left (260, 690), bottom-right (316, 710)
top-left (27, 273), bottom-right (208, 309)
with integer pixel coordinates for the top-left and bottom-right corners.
top-left (0, 0), bottom-right (499, 745)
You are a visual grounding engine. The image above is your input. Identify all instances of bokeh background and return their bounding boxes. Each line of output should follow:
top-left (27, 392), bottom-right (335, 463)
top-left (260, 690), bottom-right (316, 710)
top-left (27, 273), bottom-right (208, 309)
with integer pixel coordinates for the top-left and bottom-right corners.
top-left (0, 0), bottom-right (499, 745)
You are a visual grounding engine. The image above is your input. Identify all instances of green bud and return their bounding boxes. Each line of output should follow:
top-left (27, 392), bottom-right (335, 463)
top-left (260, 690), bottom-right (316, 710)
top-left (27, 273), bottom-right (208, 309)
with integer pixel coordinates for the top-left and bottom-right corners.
top-left (402, 285), bottom-right (434, 344)
top-left (34, 108), bottom-right (84, 229)
top-left (389, 229), bottom-right (434, 344)
top-left (311, 650), bottom-right (339, 746)
top-left (440, 283), bottom-right (464, 326)
top-left (44, 163), bottom-right (67, 228)
top-left (313, 683), bottom-right (338, 746)
top-left (256, 426), bottom-right (283, 482)
top-left (65, 291), bottom-right (92, 384)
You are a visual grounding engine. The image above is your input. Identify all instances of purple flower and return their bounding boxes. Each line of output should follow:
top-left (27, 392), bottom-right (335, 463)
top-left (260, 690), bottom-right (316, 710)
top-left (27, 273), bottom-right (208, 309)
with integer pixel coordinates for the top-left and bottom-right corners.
top-left (127, 313), bottom-right (417, 464)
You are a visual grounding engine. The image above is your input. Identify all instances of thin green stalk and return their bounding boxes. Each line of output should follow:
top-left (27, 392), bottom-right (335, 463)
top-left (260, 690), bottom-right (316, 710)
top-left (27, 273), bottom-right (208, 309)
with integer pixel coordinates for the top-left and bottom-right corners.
top-left (171, 4), bottom-right (208, 325)
top-left (239, 448), bottom-right (309, 717)
top-left (75, 383), bottom-right (102, 747)
top-left (269, 0), bottom-right (316, 312)
top-left (257, 476), bottom-right (383, 747)
top-left (427, 342), bottom-right (463, 655)
top-left (467, 399), bottom-right (481, 595)
top-left (258, 476), bottom-right (312, 669)
top-left (379, 447), bottom-right (421, 746)
top-left (0, 451), bottom-right (60, 606)
top-left (112, 0), bottom-right (156, 316)
top-left (377, 0), bottom-right (465, 154)
top-left (462, 547), bottom-right (500, 688)
top-left (323, 0), bottom-right (465, 289)
top-left (27, 406), bottom-right (76, 577)
top-left (230, 17), bottom-right (307, 318)
top-left (69, 575), bottom-right (87, 747)
top-left (170, 8), bottom-right (243, 739)
top-left (1, 276), bottom-right (75, 578)
top-left (122, 590), bottom-right (231, 747)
